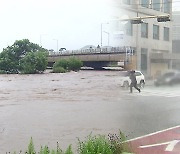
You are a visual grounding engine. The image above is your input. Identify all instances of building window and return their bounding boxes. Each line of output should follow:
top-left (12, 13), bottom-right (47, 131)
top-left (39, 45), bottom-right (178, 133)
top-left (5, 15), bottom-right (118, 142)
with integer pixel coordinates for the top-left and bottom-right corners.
top-left (153, 25), bottom-right (159, 40)
top-left (122, 0), bottom-right (131, 5)
top-left (153, 0), bottom-right (160, 11)
top-left (163, 0), bottom-right (170, 13)
top-left (141, 48), bottom-right (148, 72)
top-left (164, 27), bottom-right (169, 41)
top-left (126, 21), bottom-right (133, 36)
top-left (141, 23), bottom-right (148, 38)
top-left (141, 0), bottom-right (149, 8)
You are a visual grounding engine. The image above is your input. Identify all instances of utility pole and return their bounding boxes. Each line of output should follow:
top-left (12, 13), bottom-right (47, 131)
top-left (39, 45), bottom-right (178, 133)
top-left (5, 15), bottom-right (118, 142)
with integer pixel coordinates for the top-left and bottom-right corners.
top-left (101, 23), bottom-right (109, 47)
top-left (103, 31), bottom-right (110, 46)
top-left (40, 34), bottom-right (47, 46)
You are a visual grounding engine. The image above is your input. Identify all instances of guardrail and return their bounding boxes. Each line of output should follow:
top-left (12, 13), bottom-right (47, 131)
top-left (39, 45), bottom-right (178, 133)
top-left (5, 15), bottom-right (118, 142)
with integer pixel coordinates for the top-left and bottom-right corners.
top-left (48, 46), bottom-right (135, 56)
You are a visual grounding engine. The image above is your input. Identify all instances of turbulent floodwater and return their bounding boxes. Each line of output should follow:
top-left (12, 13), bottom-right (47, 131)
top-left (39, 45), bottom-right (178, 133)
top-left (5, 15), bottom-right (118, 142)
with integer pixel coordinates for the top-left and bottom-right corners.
top-left (0, 70), bottom-right (128, 153)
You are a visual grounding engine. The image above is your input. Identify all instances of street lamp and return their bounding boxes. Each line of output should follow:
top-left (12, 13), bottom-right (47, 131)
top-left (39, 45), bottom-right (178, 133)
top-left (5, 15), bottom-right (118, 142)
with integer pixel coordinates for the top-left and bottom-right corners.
top-left (53, 39), bottom-right (59, 52)
top-left (103, 31), bottom-right (110, 46)
top-left (101, 22), bottom-right (109, 47)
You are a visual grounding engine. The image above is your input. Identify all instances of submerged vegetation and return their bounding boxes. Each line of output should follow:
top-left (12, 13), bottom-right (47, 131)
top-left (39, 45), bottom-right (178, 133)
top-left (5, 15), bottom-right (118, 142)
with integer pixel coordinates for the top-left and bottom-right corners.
top-left (52, 57), bottom-right (83, 73)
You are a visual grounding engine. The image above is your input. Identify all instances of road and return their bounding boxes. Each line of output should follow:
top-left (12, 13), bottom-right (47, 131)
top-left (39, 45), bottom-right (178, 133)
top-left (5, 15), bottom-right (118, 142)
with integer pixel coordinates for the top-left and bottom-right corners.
top-left (0, 70), bottom-right (180, 153)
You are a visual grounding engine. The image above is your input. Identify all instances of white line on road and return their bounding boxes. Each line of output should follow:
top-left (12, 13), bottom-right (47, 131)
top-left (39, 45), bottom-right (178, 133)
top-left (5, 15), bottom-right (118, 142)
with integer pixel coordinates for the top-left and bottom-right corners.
top-left (127, 125), bottom-right (180, 142)
top-left (139, 141), bottom-right (170, 148)
top-left (165, 140), bottom-right (180, 151)
top-left (139, 140), bottom-right (180, 152)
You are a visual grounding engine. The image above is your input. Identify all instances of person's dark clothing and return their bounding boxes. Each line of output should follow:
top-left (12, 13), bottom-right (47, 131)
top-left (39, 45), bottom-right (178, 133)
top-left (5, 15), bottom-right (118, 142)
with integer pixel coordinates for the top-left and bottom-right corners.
top-left (130, 72), bottom-right (137, 84)
top-left (129, 71), bottom-right (141, 93)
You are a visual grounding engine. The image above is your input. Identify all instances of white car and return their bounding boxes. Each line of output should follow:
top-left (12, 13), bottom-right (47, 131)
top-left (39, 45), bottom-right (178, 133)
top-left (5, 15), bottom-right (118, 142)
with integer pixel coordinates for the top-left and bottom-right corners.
top-left (119, 70), bottom-right (145, 89)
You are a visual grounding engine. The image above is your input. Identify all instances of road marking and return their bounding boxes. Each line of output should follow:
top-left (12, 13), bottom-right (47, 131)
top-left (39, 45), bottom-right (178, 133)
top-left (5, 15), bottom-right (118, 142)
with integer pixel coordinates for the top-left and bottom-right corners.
top-left (127, 125), bottom-right (180, 142)
top-left (165, 140), bottom-right (180, 151)
top-left (139, 140), bottom-right (180, 151)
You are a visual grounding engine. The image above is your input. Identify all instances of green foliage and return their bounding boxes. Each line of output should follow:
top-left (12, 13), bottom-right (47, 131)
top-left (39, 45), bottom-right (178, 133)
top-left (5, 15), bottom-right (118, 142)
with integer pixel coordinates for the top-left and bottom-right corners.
top-left (108, 131), bottom-right (132, 154)
top-left (9, 132), bottom-right (132, 154)
top-left (52, 66), bottom-right (66, 73)
top-left (40, 145), bottom-right (50, 154)
top-left (64, 145), bottom-right (73, 154)
top-left (34, 51), bottom-right (48, 73)
top-left (78, 135), bottom-right (113, 154)
top-left (26, 137), bottom-right (35, 154)
top-left (53, 57), bottom-right (83, 73)
top-left (19, 52), bottom-right (36, 74)
top-left (20, 51), bottom-right (48, 74)
top-left (68, 57), bottom-right (83, 71)
top-left (53, 59), bottom-right (69, 70)
top-left (0, 39), bottom-right (48, 74)
top-left (78, 132), bottom-right (132, 154)
top-left (0, 70), bottom-right (7, 74)
top-left (0, 50), bottom-right (19, 73)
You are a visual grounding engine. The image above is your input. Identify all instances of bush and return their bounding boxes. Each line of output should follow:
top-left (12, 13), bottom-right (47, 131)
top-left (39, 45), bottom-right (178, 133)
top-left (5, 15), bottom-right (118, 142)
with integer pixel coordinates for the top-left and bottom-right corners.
top-left (52, 58), bottom-right (83, 73)
top-left (108, 131), bottom-right (132, 154)
top-left (78, 135), bottom-right (113, 154)
top-left (53, 59), bottom-right (69, 70)
top-left (52, 66), bottom-right (66, 73)
top-left (10, 132), bottom-right (132, 154)
top-left (12, 138), bottom-right (73, 154)
top-left (0, 70), bottom-right (7, 74)
top-left (68, 57), bottom-right (83, 71)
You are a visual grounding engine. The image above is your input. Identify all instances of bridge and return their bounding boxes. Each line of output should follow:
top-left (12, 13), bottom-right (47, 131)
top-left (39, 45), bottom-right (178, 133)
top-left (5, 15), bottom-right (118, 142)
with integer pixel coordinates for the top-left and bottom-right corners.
top-left (48, 46), bottom-right (136, 69)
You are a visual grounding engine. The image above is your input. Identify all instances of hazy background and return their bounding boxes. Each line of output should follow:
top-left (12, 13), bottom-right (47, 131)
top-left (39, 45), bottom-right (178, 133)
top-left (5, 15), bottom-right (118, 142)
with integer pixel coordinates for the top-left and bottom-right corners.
top-left (0, 0), bottom-right (113, 51)
top-left (0, 0), bottom-right (179, 51)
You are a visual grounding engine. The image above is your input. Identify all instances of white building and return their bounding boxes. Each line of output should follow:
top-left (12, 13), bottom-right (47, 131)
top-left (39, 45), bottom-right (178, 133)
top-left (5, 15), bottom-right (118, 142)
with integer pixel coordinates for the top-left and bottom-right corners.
top-left (110, 0), bottom-right (174, 78)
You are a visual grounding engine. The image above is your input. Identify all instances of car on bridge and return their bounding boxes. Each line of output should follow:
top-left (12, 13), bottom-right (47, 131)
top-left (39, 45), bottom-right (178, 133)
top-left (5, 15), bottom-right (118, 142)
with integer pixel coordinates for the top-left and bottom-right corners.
top-left (119, 70), bottom-right (145, 89)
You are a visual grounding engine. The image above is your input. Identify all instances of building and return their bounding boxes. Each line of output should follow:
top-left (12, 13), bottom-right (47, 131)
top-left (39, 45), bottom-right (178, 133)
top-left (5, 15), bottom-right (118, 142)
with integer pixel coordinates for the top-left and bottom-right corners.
top-left (172, 11), bottom-right (180, 69)
top-left (110, 0), bottom-right (174, 78)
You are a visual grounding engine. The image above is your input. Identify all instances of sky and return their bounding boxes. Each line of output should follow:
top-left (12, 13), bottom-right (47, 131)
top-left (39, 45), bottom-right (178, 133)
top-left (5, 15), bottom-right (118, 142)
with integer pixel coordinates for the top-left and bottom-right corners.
top-left (0, 0), bottom-right (180, 52)
top-left (173, 0), bottom-right (180, 11)
top-left (0, 0), bottom-right (113, 51)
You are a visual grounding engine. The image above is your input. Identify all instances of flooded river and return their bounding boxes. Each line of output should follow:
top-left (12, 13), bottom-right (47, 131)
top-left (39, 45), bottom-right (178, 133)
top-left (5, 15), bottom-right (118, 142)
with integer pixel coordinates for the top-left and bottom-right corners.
top-left (0, 70), bottom-right (131, 153)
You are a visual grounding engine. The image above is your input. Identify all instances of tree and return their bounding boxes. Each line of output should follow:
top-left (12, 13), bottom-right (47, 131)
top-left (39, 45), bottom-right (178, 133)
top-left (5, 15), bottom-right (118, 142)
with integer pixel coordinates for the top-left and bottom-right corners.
top-left (0, 39), bottom-right (48, 74)
top-left (52, 57), bottom-right (83, 73)
top-left (20, 52), bottom-right (48, 74)
top-left (34, 51), bottom-right (48, 73)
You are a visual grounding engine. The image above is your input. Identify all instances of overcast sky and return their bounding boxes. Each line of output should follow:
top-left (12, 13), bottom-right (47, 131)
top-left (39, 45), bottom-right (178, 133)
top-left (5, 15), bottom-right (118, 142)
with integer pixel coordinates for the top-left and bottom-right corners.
top-left (0, 0), bottom-right (113, 51)
top-left (173, 0), bottom-right (180, 11)
top-left (0, 0), bottom-right (179, 51)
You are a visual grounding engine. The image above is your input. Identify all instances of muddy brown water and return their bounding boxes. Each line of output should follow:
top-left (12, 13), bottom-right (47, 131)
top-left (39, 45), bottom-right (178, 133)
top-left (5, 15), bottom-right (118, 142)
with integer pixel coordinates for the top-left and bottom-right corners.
top-left (0, 70), bottom-right (128, 153)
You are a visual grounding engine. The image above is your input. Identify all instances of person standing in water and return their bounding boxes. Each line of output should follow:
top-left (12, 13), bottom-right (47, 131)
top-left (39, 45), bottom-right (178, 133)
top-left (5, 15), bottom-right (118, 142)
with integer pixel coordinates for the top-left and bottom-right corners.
top-left (129, 70), bottom-right (141, 93)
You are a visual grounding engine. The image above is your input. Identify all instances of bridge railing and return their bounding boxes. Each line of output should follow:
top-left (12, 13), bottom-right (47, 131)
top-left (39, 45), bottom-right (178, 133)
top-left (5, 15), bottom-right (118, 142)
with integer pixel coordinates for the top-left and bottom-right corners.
top-left (48, 46), bottom-right (135, 56)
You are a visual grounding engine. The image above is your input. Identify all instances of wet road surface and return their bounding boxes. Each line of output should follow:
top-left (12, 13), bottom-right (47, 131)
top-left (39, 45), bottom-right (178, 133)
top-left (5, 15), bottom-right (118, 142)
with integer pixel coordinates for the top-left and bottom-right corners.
top-left (0, 70), bottom-right (180, 153)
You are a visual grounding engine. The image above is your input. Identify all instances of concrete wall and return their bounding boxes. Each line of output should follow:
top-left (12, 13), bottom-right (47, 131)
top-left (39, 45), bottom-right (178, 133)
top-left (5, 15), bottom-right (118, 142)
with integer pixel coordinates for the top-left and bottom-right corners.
top-left (48, 53), bottom-right (127, 62)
